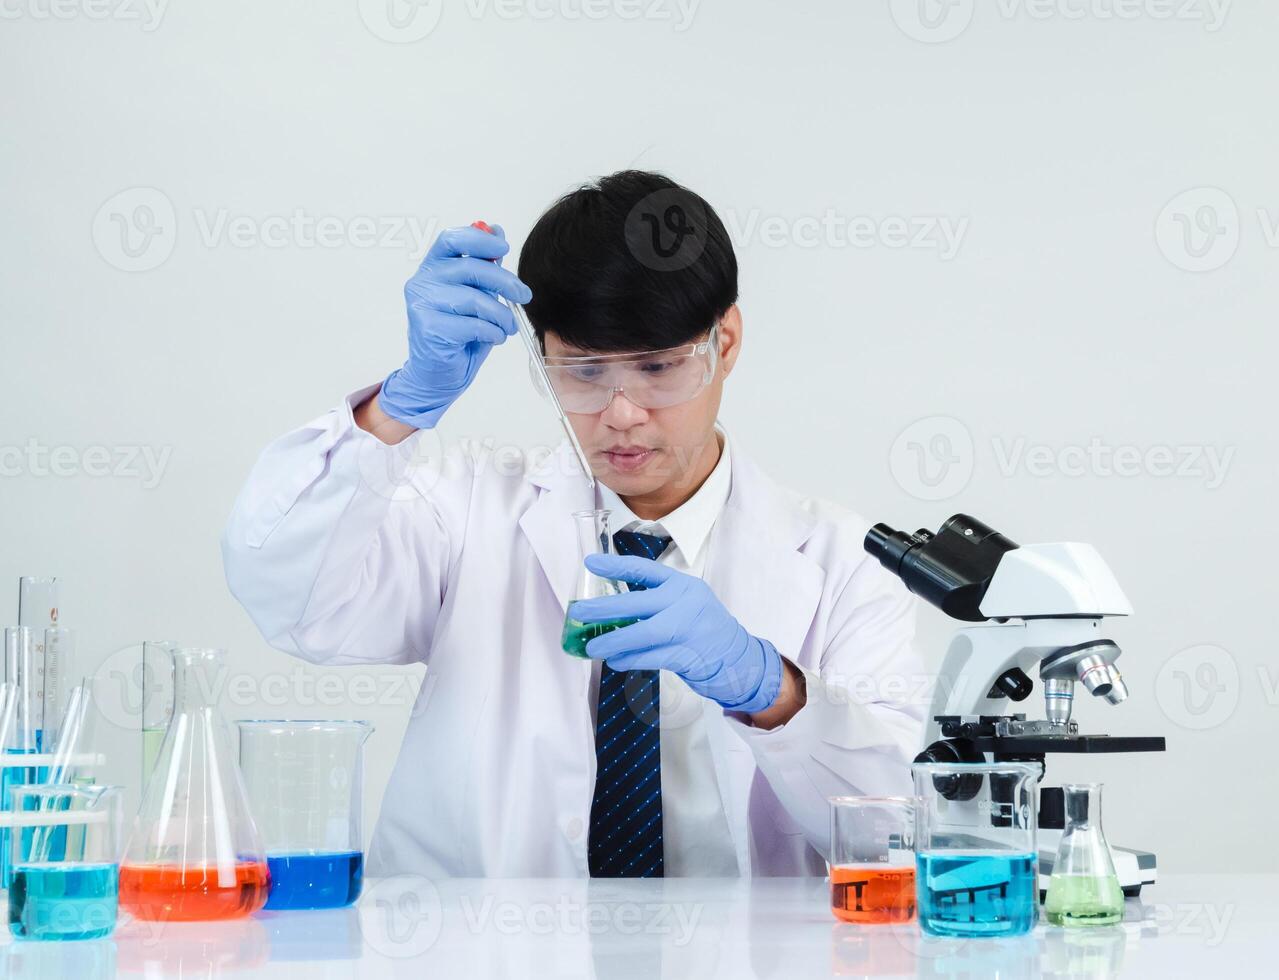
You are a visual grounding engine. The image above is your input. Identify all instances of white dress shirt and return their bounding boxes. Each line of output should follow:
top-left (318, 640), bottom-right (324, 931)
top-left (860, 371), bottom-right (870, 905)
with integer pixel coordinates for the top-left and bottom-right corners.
top-left (595, 427), bottom-right (740, 876)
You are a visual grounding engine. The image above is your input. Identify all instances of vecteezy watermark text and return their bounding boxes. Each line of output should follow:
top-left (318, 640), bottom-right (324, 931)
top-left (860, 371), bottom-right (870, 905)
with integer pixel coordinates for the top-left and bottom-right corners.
top-left (92, 187), bottom-right (447, 271)
top-left (357, 0), bottom-right (703, 44)
top-left (460, 894), bottom-right (703, 943)
top-left (721, 208), bottom-right (968, 259)
top-left (890, 0), bottom-right (1231, 44)
top-left (0, 0), bottom-right (170, 31)
top-left (991, 436), bottom-right (1233, 488)
top-left (889, 416), bottom-right (1234, 500)
top-left (0, 440), bottom-right (171, 489)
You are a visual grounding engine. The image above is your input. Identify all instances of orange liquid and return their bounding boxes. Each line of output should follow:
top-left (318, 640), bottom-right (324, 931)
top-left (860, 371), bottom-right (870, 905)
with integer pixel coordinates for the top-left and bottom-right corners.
top-left (830, 865), bottom-right (916, 924)
top-left (118, 861), bottom-right (271, 921)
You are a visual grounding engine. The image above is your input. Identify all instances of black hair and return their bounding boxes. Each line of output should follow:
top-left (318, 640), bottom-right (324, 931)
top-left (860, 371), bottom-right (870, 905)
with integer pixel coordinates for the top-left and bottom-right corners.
top-left (518, 170), bottom-right (737, 352)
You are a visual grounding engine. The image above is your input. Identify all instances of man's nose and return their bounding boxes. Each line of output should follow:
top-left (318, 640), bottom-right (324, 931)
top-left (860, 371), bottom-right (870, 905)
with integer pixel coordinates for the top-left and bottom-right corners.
top-left (599, 389), bottom-right (648, 428)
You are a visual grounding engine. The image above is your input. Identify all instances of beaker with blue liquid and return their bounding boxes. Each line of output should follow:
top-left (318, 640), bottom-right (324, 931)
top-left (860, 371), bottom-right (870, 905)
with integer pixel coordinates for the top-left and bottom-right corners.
top-left (237, 720), bottom-right (372, 911)
top-left (912, 761), bottom-right (1041, 938)
top-left (3, 783), bottom-right (123, 941)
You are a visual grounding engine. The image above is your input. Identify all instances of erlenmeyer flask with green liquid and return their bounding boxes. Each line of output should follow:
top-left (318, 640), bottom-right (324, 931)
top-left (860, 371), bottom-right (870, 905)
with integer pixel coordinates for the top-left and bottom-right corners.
top-left (561, 509), bottom-right (636, 658)
top-left (1044, 783), bottom-right (1124, 927)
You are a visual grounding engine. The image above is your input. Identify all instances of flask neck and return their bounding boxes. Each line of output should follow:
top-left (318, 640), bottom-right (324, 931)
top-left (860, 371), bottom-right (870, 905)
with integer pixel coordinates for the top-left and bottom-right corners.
top-left (1062, 782), bottom-right (1104, 831)
top-left (171, 649), bottom-right (226, 711)
top-left (572, 509), bottom-right (617, 601)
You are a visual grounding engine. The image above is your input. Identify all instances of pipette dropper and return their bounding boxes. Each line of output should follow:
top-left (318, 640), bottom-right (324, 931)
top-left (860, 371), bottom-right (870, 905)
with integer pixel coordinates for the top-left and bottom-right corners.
top-left (471, 220), bottom-right (595, 489)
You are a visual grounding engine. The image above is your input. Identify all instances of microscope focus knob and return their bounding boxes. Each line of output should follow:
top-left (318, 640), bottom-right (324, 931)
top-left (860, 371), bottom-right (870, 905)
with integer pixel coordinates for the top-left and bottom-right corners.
top-left (914, 738), bottom-right (986, 801)
top-left (993, 668), bottom-right (1033, 702)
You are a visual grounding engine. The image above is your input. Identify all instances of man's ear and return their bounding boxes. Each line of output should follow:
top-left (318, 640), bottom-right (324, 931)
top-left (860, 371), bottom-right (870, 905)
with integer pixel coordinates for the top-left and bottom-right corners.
top-left (717, 304), bottom-right (743, 375)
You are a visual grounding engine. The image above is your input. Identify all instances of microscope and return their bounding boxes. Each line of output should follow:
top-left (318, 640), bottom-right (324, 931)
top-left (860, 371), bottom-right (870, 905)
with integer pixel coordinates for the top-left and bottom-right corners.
top-left (865, 514), bottom-right (1165, 897)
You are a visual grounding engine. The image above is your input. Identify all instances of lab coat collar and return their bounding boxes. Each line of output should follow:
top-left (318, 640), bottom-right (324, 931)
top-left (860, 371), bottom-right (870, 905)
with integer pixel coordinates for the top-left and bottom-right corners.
top-left (520, 436), bottom-right (821, 611)
top-left (595, 429), bottom-right (733, 568)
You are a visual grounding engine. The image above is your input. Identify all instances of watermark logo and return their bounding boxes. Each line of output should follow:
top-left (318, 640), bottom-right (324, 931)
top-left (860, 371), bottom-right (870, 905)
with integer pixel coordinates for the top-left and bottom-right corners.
top-left (625, 188), bottom-right (708, 272)
top-left (91, 187), bottom-right (176, 272)
top-left (356, 426), bottom-right (448, 501)
top-left (1154, 643), bottom-right (1238, 730)
top-left (92, 191), bottom-right (447, 270)
top-left (357, 0), bottom-right (444, 42)
top-left (1155, 186), bottom-right (1239, 272)
top-left (890, 0), bottom-right (1232, 43)
top-left (90, 643), bottom-right (426, 734)
top-left (360, 875), bottom-right (444, 958)
top-left (889, 0), bottom-right (975, 43)
top-left (889, 416), bottom-right (975, 501)
top-left (889, 422), bottom-right (1235, 501)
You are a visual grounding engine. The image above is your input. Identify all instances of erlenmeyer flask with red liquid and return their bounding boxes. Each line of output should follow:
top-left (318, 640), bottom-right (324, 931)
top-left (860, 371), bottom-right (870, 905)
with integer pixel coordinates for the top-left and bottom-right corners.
top-left (119, 647), bottom-right (270, 920)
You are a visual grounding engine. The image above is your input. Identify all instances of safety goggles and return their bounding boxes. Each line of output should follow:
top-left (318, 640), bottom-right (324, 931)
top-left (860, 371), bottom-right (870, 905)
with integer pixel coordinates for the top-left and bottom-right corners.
top-left (531, 325), bottom-right (720, 414)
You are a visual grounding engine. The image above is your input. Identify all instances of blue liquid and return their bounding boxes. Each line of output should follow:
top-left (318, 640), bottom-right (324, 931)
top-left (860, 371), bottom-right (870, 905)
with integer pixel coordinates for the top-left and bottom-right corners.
top-left (917, 851), bottom-right (1038, 937)
top-left (0, 748), bottom-right (44, 886)
top-left (264, 851), bottom-right (363, 910)
top-left (9, 863), bottom-right (118, 941)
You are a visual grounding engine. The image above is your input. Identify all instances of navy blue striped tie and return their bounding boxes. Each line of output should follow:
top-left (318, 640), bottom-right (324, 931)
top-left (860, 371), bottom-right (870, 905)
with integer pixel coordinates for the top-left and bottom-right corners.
top-left (587, 529), bottom-right (671, 878)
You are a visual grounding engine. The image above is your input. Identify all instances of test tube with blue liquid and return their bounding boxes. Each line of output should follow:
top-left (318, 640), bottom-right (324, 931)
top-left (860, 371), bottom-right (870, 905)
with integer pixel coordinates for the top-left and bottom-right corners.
top-left (16, 577), bottom-right (60, 754)
top-left (2, 630), bottom-right (43, 885)
top-left (237, 720), bottom-right (372, 910)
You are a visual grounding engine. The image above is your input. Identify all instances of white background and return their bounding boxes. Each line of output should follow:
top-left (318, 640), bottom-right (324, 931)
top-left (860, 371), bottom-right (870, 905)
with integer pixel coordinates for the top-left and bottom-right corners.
top-left (1, 0), bottom-right (1273, 873)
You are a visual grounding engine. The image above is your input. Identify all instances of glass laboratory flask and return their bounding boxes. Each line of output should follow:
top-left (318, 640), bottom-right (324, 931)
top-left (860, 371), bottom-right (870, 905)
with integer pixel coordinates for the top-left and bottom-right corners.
top-left (912, 761), bottom-right (1041, 938)
top-left (118, 648), bottom-right (270, 921)
top-left (561, 509), bottom-right (636, 658)
top-left (1044, 783), bottom-right (1124, 927)
top-left (237, 720), bottom-right (372, 911)
top-left (6, 783), bottom-right (124, 942)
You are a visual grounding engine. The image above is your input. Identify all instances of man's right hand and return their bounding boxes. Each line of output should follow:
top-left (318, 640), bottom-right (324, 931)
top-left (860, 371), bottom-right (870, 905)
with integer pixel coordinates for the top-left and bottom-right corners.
top-left (373, 223), bottom-right (532, 432)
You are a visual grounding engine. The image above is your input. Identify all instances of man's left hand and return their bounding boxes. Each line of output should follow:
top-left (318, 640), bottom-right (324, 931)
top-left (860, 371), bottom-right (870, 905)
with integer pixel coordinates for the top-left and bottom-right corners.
top-left (570, 554), bottom-right (784, 715)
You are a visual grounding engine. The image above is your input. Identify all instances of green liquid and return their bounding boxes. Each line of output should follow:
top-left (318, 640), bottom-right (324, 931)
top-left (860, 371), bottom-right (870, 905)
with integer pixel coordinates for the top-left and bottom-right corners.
top-left (561, 617), bottom-right (637, 658)
top-left (142, 727), bottom-right (166, 787)
top-left (1044, 873), bottom-right (1124, 927)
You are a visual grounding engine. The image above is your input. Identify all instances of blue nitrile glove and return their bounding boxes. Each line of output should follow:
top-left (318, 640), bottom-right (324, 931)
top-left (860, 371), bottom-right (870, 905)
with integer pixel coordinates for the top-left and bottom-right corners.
top-left (570, 554), bottom-right (785, 715)
top-left (379, 224), bottom-right (533, 427)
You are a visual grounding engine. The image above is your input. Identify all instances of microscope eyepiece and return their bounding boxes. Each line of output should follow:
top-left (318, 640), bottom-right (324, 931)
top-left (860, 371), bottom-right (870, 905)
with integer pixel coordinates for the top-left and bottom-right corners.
top-left (864, 524), bottom-right (933, 576)
top-left (864, 515), bottom-right (1019, 622)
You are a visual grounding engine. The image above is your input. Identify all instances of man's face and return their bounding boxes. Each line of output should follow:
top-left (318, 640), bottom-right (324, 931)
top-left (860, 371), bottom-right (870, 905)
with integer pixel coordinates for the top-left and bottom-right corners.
top-left (542, 306), bottom-right (742, 498)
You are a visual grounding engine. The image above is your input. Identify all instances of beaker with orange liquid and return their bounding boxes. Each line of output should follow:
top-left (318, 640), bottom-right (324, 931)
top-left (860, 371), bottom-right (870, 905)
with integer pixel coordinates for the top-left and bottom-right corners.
top-left (829, 796), bottom-right (916, 924)
top-left (118, 647), bottom-right (270, 921)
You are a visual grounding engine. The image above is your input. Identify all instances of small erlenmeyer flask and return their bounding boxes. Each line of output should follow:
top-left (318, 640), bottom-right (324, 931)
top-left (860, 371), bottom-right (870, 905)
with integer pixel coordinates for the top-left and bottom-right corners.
top-left (118, 647), bottom-right (270, 921)
top-left (1044, 783), bottom-right (1124, 927)
top-left (561, 509), bottom-right (636, 658)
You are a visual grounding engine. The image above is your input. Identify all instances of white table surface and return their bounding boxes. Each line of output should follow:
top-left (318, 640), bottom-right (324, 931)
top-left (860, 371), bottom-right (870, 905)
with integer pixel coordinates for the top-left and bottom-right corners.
top-left (0, 873), bottom-right (1269, 978)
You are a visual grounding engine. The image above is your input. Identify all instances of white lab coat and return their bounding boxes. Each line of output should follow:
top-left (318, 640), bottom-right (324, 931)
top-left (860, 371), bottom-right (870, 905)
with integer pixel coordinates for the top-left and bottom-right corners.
top-left (221, 387), bottom-right (926, 878)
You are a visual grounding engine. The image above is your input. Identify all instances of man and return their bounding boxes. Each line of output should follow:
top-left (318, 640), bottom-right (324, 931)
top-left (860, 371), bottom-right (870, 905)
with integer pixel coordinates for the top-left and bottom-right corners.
top-left (222, 171), bottom-right (925, 878)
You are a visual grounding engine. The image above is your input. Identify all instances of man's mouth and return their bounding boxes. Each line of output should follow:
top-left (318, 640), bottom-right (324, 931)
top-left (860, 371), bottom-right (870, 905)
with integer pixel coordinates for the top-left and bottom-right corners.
top-left (600, 446), bottom-right (659, 473)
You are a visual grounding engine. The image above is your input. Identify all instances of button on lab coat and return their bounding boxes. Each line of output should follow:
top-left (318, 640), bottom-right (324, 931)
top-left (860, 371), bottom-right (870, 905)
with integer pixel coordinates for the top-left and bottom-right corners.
top-left (221, 388), bottom-right (926, 877)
